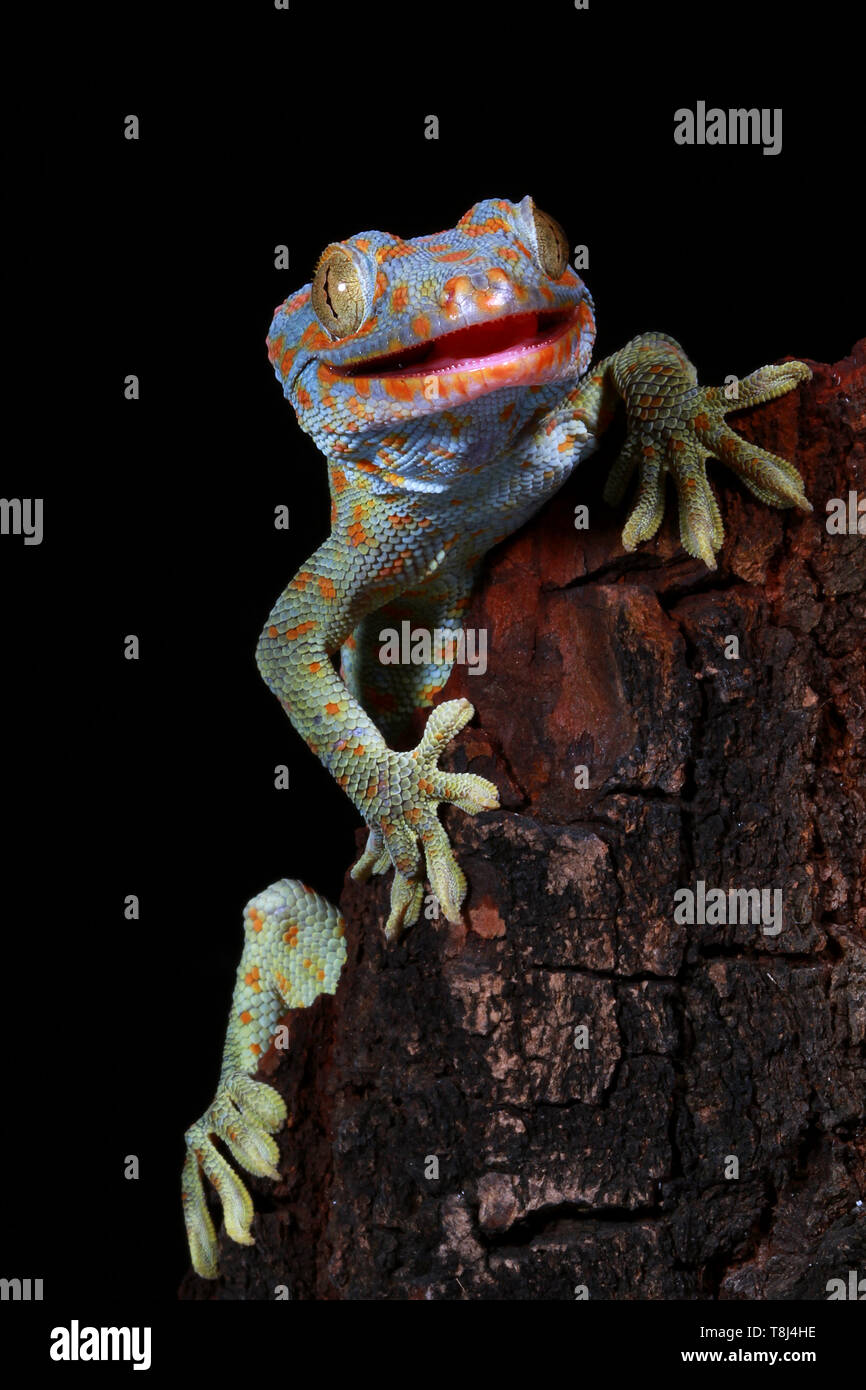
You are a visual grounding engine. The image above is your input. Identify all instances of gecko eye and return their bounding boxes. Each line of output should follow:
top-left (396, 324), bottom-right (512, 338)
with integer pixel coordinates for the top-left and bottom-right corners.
top-left (529, 203), bottom-right (570, 281)
top-left (312, 245), bottom-right (367, 339)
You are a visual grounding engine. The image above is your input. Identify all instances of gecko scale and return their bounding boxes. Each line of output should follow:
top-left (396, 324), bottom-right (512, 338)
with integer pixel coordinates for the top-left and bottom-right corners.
top-left (182, 196), bottom-right (811, 1278)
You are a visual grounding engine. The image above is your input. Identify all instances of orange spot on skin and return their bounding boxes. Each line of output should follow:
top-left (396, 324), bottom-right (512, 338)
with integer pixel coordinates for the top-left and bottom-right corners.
top-left (391, 284), bottom-right (410, 312)
top-left (411, 314), bottom-right (431, 338)
top-left (250, 1043), bottom-right (261, 1056)
top-left (384, 378), bottom-right (415, 403)
top-left (377, 241), bottom-right (414, 263)
top-left (458, 215), bottom-right (509, 237)
top-left (439, 275), bottom-right (473, 320)
top-left (318, 575), bottom-right (336, 599)
top-left (309, 661), bottom-right (322, 673)
top-left (325, 701), bottom-right (342, 715)
top-left (281, 289), bottom-right (311, 315)
top-left (300, 322), bottom-right (330, 350)
top-left (268, 625), bottom-right (279, 638)
top-left (285, 620), bottom-right (316, 639)
top-left (240, 1010), bottom-right (252, 1025)
top-left (317, 969), bottom-right (325, 981)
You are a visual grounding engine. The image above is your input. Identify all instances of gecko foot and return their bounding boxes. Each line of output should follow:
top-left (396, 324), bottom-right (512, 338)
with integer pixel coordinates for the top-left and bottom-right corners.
top-left (351, 698), bottom-right (499, 941)
top-left (182, 1074), bottom-right (287, 1279)
top-left (603, 335), bottom-right (812, 568)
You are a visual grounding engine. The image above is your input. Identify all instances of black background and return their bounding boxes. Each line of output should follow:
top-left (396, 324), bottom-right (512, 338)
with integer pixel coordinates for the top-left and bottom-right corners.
top-left (3, 0), bottom-right (862, 1344)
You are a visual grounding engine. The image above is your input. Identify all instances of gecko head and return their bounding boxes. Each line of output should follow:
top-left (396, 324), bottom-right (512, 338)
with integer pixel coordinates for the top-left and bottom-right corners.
top-left (266, 197), bottom-right (596, 467)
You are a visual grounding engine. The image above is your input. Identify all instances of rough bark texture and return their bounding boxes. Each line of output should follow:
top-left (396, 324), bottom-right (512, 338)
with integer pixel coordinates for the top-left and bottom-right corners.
top-left (182, 341), bottom-right (865, 1300)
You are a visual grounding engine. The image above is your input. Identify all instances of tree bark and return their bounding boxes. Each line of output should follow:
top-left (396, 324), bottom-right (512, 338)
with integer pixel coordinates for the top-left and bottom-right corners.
top-left (181, 341), bottom-right (865, 1300)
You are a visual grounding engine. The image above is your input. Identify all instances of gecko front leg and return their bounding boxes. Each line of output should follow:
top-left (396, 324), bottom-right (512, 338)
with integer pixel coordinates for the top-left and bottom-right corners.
top-left (255, 516), bottom-right (499, 942)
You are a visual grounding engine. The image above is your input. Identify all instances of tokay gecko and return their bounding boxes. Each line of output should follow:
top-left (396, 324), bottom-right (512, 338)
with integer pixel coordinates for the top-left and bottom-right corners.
top-left (182, 196), bottom-right (812, 1278)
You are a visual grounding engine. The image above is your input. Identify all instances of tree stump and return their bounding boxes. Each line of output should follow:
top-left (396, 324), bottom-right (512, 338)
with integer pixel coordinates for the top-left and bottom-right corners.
top-left (181, 341), bottom-right (865, 1300)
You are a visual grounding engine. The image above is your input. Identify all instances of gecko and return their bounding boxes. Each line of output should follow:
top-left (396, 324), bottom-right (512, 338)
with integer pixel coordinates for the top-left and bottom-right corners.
top-left (182, 195), bottom-right (812, 1279)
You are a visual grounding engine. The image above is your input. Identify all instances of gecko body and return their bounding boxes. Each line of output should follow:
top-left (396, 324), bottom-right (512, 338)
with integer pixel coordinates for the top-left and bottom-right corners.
top-left (183, 196), bottom-right (811, 1277)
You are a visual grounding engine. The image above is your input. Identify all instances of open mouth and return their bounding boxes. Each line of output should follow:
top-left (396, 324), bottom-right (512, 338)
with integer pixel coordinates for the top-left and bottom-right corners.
top-left (338, 307), bottom-right (577, 378)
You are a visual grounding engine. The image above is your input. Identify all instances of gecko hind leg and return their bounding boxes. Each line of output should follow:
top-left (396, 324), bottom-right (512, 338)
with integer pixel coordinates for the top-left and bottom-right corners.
top-left (182, 880), bottom-right (347, 1279)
